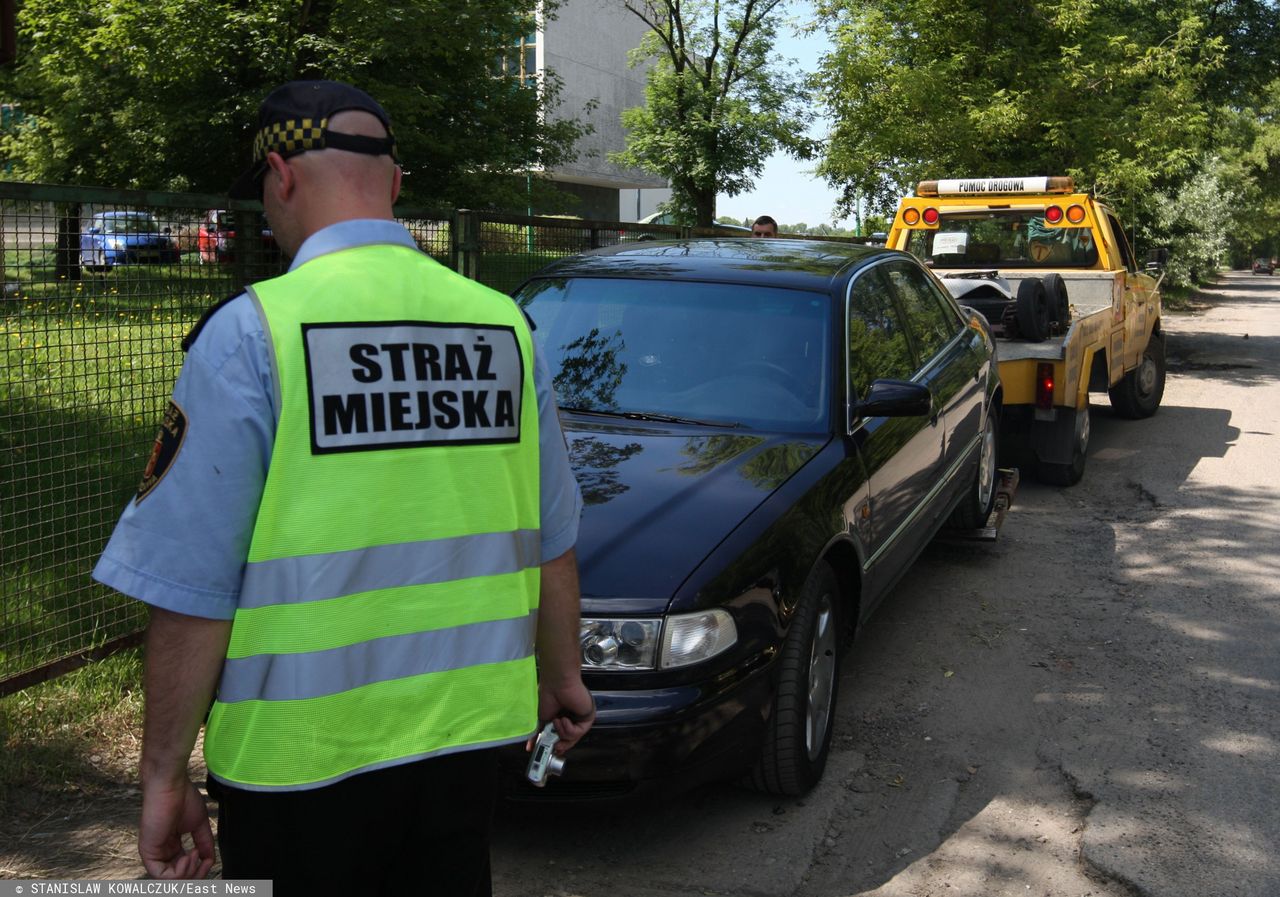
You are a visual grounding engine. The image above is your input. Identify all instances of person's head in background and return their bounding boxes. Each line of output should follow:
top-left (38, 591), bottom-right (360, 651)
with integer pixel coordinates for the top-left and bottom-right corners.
top-left (751, 215), bottom-right (778, 238)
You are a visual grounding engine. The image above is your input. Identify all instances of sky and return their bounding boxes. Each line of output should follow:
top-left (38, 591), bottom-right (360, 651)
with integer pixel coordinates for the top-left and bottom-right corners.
top-left (714, 6), bottom-right (856, 230)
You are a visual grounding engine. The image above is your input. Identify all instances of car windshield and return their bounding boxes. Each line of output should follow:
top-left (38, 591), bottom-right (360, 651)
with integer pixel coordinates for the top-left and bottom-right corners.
top-left (517, 277), bottom-right (831, 432)
top-left (908, 211), bottom-right (1098, 268)
top-left (99, 215), bottom-right (160, 235)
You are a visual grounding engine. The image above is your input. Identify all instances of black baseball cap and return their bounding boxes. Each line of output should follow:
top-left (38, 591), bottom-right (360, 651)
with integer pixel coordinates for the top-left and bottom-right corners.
top-left (229, 80), bottom-right (399, 199)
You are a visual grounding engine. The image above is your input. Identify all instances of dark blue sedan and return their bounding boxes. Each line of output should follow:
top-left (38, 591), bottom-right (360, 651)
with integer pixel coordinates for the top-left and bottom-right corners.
top-left (507, 239), bottom-right (1001, 798)
top-left (79, 211), bottom-right (180, 273)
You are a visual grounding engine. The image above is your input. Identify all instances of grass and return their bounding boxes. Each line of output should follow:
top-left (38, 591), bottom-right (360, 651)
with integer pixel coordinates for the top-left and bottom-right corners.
top-left (1, 255), bottom-right (206, 682)
top-left (0, 648), bottom-right (144, 802)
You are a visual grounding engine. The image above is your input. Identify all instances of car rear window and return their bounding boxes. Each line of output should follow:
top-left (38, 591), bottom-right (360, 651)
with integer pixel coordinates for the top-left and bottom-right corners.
top-left (517, 277), bottom-right (832, 432)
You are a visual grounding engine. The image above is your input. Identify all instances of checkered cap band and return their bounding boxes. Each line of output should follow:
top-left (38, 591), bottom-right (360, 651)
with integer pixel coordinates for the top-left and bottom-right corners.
top-left (252, 117), bottom-right (329, 163)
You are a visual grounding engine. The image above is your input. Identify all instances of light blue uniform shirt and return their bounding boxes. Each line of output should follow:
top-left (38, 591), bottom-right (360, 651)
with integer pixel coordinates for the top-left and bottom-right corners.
top-left (94, 219), bottom-right (583, 620)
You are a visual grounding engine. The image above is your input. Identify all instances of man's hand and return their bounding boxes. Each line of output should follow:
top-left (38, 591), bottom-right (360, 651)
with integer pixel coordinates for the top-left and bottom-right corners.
top-left (537, 679), bottom-right (596, 754)
top-left (139, 777), bottom-right (215, 879)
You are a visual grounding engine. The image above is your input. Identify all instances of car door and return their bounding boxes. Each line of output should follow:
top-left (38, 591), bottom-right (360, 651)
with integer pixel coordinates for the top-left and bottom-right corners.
top-left (880, 259), bottom-right (985, 488)
top-left (1104, 211), bottom-right (1157, 371)
top-left (844, 263), bottom-right (942, 601)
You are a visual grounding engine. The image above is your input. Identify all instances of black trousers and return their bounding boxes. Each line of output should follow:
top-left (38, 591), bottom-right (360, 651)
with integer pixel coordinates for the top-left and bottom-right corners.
top-left (208, 748), bottom-right (499, 896)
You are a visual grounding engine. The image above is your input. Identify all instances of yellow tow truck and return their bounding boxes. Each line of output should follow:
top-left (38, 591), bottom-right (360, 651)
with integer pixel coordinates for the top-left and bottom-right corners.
top-left (888, 177), bottom-right (1166, 485)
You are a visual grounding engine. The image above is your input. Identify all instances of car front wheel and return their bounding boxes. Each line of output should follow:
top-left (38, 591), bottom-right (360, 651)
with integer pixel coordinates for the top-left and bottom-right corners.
top-left (749, 561), bottom-right (841, 796)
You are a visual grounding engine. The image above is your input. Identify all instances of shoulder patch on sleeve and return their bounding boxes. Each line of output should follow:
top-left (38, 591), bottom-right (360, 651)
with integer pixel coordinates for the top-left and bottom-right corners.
top-left (183, 290), bottom-right (245, 353)
top-left (135, 400), bottom-right (188, 504)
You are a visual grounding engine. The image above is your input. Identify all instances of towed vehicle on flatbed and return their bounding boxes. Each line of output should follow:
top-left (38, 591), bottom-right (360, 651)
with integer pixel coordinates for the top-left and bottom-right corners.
top-left (504, 239), bottom-right (1001, 798)
top-left (889, 177), bottom-right (1167, 485)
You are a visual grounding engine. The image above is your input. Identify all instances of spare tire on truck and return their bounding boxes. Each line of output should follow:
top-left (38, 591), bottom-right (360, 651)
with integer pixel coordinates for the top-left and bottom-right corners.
top-left (1040, 272), bottom-right (1071, 328)
top-left (1015, 278), bottom-right (1051, 342)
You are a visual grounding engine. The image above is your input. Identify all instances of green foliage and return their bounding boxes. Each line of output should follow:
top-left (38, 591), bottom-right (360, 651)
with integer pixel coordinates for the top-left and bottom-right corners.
top-left (612, 0), bottom-right (814, 226)
top-left (1215, 77), bottom-right (1280, 263)
top-left (813, 0), bottom-right (1235, 215)
top-left (0, 0), bottom-right (590, 210)
top-left (812, 0), bottom-right (1280, 286)
top-left (1140, 156), bottom-right (1236, 289)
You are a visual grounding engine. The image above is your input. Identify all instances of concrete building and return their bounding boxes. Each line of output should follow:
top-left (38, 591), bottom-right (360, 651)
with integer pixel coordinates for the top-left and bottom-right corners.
top-left (513, 0), bottom-right (671, 221)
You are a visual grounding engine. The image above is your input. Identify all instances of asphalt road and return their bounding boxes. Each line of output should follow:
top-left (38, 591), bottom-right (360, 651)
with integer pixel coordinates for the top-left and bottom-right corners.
top-left (492, 271), bottom-right (1280, 897)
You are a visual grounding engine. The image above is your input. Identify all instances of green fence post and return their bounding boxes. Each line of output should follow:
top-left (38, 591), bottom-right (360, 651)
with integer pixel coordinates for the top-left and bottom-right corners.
top-left (55, 202), bottom-right (82, 282)
top-left (454, 209), bottom-right (479, 281)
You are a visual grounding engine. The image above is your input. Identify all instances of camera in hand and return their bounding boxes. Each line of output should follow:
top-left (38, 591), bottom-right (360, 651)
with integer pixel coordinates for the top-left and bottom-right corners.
top-left (525, 723), bottom-right (566, 787)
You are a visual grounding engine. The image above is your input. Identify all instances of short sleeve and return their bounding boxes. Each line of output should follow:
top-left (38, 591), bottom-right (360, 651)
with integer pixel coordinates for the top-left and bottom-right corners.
top-left (534, 345), bottom-right (583, 561)
top-left (92, 297), bottom-right (275, 620)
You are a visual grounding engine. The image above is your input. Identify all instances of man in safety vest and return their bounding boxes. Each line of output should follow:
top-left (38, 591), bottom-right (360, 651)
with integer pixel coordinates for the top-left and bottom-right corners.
top-left (94, 80), bottom-right (593, 892)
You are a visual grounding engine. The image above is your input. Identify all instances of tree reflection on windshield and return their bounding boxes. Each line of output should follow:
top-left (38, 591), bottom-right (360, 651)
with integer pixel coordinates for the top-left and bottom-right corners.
top-left (520, 277), bottom-right (831, 433)
top-left (553, 327), bottom-right (627, 410)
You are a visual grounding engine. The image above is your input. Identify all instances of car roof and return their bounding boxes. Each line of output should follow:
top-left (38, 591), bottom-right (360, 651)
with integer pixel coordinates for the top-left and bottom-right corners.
top-left (526, 238), bottom-right (896, 293)
top-left (93, 210), bottom-right (155, 219)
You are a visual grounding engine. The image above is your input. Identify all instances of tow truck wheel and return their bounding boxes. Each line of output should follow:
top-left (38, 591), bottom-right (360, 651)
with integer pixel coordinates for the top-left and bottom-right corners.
top-left (749, 561), bottom-right (840, 797)
top-left (1015, 279), bottom-right (1051, 342)
top-left (950, 408), bottom-right (998, 529)
top-left (1037, 401), bottom-right (1089, 486)
top-left (1109, 331), bottom-right (1166, 419)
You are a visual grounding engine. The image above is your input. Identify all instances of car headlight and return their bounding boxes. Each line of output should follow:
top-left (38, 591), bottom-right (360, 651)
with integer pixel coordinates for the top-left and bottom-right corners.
top-left (580, 609), bottom-right (737, 671)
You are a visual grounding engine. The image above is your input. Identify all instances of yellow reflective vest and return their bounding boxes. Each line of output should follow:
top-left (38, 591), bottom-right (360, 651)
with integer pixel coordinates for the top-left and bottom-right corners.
top-left (203, 242), bottom-right (541, 790)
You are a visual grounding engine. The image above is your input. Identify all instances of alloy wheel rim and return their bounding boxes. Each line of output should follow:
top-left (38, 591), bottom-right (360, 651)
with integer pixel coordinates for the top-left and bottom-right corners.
top-left (1136, 355), bottom-right (1158, 396)
top-left (806, 593), bottom-right (837, 761)
top-left (977, 417), bottom-right (997, 509)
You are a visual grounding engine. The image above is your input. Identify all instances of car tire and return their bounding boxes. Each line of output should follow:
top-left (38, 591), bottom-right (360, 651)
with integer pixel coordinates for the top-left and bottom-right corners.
top-left (1015, 279), bottom-right (1051, 342)
top-left (749, 561), bottom-right (841, 797)
top-left (1037, 400), bottom-right (1089, 486)
top-left (1108, 331), bottom-right (1166, 419)
top-left (949, 407), bottom-right (999, 529)
top-left (1041, 273), bottom-right (1070, 327)
top-left (82, 251), bottom-right (108, 275)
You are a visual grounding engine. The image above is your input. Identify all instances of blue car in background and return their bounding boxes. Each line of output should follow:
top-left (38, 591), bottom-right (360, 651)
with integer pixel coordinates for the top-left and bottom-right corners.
top-left (80, 211), bottom-right (180, 273)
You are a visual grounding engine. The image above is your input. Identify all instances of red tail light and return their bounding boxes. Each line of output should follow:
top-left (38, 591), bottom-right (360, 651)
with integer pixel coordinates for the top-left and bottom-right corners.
top-left (1045, 205), bottom-right (1063, 224)
top-left (922, 207), bottom-right (939, 225)
top-left (1036, 363), bottom-right (1055, 409)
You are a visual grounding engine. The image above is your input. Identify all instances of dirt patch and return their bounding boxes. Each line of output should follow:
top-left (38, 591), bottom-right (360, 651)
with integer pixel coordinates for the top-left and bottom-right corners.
top-left (0, 741), bottom-right (215, 880)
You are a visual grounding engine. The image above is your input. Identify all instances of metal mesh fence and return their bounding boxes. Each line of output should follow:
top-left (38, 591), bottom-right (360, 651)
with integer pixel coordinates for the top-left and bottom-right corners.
top-left (0, 182), bottom-right (853, 693)
top-left (0, 184), bottom-right (289, 693)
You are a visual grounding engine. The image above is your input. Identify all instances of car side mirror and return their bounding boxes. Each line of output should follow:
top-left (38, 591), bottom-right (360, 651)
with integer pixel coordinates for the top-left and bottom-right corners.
top-left (851, 379), bottom-right (932, 426)
top-left (163, 226), bottom-right (172, 235)
top-left (86, 227), bottom-right (101, 235)
top-left (1146, 247), bottom-right (1169, 270)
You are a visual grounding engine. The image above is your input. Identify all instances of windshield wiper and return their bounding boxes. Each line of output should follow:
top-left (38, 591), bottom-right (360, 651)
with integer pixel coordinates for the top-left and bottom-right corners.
top-left (559, 407), bottom-right (740, 428)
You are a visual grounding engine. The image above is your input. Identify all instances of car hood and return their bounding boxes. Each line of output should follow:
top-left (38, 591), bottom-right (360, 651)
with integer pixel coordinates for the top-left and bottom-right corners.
top-left (937, 271), bottom-right (1013, 301)
top-left (564, 417), bottom-right (827, 614)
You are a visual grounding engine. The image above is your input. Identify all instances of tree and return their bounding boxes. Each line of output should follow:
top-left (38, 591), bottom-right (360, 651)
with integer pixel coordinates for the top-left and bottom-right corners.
top-left (1216, 75), bottom-right (1280, 264)
top-left (0, 0), bottom-right (589, 210)
top-left (611, 0), bottom-right (813, 226)
top-left (1142, 155), bottom-right (1237, 287)
top-left (812, 0), bottom-right (1230, 217)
